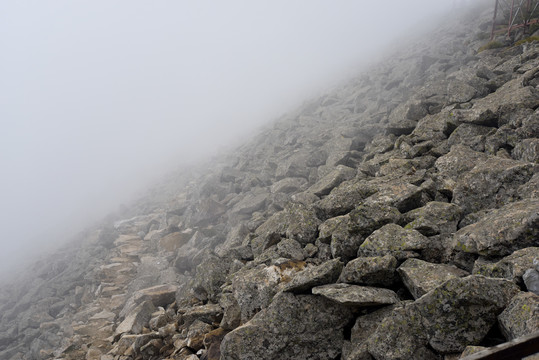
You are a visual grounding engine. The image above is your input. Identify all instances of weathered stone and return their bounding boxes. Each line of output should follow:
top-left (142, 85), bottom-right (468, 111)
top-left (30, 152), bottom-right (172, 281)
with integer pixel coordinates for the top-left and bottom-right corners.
top-left (159, 231), bottom-right (192, 252)
top-left (367, 276), bottom-right (519, 357)
top-left (193, 255), bottom-right (231, 303)
top-left (472, 247), bottom-right (539, 283)
top-left (404, 201), bottom-right (462, 236)
top-left (398, 258), bottom-right (468, 299)
top-left (513, 138), bottom-right (539, 163)
top-left (358, 223), bottom-right (429, 260)
top-left (203, 327), bottom-right (228, 360)
top-left (254, 203), bottom-right (321, 248)
top-left (410, 111), bottom-right (459, 143)
top-left (348, 203), bottom-right (401, 238)
top-left (312, 283), bottom-right (399, 307)
top-left (230, 191), bottom-right (268, 217)
top-left (447, 123), bottom-right (492, 152)
top-left (338, 255), bottom-right (397, 286)
top-left (456, 78), bottom-right (539, 127)
top-left (186, 320), bottom-right (213, 350)
top-left (363, 181), bottom-right (423, 213)
top-left (435, 144), bottom-right (489, 179)
top-left (283, 259), bottom-right (343, 293)
top-left (452, 157), bottom-right (535, 215)
top-left (232, 262), bottom-right (305, 322)
top-left (498, 292), bottom-right (539, 340)
top-left (220, 292), bottom-right (353, 360)
top-left (181, 304), bottom-right (223, 328)
top-left (219, 293), bottom-right (241, 331)
top-left (270, 177), bottom-right (308, 194)
top-left (115, 301), bottom-right (156, 337)
top-left (309, 165), bottom-right (357, 196)
top-left (314, 179), bottom-right (378, 219)
top-left (451, 199), bottom-right (539, 259)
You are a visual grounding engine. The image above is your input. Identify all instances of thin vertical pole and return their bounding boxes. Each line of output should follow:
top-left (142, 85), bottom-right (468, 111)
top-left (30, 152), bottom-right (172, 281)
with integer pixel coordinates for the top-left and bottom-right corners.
top-left (491, 0), bottom-right (499, 40)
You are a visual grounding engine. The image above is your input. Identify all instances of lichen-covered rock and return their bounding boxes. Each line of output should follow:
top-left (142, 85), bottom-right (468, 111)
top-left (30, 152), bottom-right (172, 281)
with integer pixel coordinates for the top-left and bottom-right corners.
top-left (308, 165), bottom-right (357, 196)
top-left (358, 223), bottom-right (429, 260)
top-left (451, 199), bottom-right (539, 259)
top-left (363, 181), bottom-right (423, 213)
top-left (220, 292), bottom-right (353, 360)
top-left (447, 123), bottom-right (492, 152)
top-left (498, 292), bottom-right (539, 340)
top-left (270, 177), bottom-right (308, 194)
top-left (367, 275), bottom-right (519, 357)
top-left (398, 258), bottom-right (468, 299)
top-left (282, 258), bottom-right (343, 293)
top-left (452, 157), bottom-right (536, 215)
top-left (513, 138), bottom-right (539, 163)
top-left (435, 144), bottom-right (489, 179)
top-left (193, 255), bottom-right (230, 303)
top-left (348, 203), bottom-right (401, 238)
top-left (472, 247), bottom-right (539, 283)
top-left (254, 203), bottom-right (321, 248)
top-left (314, 179), bottom-right (378, 219)
top-left (415, 275), bottom-right (519, 353)
top-left (404, 201), bottom-right (462, 236)
top-left (312, 283), bottom-right (399, 307)
top-left (180, 304), bottom-right (223, 328)
top-left (338, 255), bottom-right (397, 286)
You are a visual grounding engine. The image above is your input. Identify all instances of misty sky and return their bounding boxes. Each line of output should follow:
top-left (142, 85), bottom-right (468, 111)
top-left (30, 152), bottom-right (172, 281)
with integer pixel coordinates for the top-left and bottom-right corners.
top-left (0, 1), bottom-right (451, 276)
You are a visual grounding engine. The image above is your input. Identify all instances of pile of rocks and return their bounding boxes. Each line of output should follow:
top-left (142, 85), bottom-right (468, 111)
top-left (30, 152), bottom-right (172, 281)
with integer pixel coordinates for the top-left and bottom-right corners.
top-left (1, 3), bottom-right (539, 360)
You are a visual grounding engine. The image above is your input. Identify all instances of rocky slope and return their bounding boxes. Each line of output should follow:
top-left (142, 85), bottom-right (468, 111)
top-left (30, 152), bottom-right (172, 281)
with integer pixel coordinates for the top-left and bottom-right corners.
top-left (1, 3), bottom-right (539, 360)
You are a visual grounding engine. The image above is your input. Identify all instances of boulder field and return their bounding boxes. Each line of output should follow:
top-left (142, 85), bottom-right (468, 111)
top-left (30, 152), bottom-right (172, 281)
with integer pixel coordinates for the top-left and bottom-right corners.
top-left (1, 4), bottom-right (539, 360)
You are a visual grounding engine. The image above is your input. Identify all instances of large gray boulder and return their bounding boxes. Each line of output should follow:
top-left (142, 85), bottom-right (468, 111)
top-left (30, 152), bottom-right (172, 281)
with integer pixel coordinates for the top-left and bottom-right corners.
top-left (403, 201), bottom-right (462, 236)
top-left (398, 258), bottom-right (468, 299)
top-left (452, 156), bottom-right (535, 215)
top-left (358, 223), bottom-right (429, 260)
top-left (498, 291), bottom-right (539, 341)
top-left (367, 275), bottom-right (519, 357)
top-left (451, 199), bottom-right (539, 259)
top-left (220, 292), bottom-right (353, 360)
top-left (338, 255), bottom-right (397, 287)
top-left (472, 247), bottom-right (539, 283)
top-left (314, 179), bottom-right (378, 219)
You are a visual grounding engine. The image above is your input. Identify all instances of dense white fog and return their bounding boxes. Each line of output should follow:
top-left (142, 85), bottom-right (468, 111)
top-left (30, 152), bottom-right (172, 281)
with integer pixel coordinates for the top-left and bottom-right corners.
top-left (0, 1), bottom-right (452, 277)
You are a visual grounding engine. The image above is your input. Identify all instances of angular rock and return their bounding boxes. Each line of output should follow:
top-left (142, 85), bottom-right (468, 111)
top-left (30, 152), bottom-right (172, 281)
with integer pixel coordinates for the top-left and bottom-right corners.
top-left (451, 199), bottom-right (539, 259)
top-left (452, 157), bottom-right (535, 215)
top-left (232, 262), bottom-right (306, 322)
top-left (472, 247), bottom-right (539, 283)
top-left (159, 231), bottom-right (192, 252)
top-left (398, 258), bottom-right (468, 299)
top-left (498, 292), bottom-right (539, 341)
top-left (283, 259), bottom-right (343, 293)
top-left (115, 301), bottom-right (156, 337)
top-left (219, 293), bottom-right (241, 331)
top-left (358, 223), bottom-right (429, 260)
top-left (270, 177), bottom-right (307, 194)
top-left (193, 255), bottom-right (231, 302)
top-left (309, 165), bottom-right (357, 196)
top-left (435, 144), bottom-right (489, 179)
top-left (220, 292), bottom-right (353, 360)
top-left (513, 138), bottom-right (539, 163)
top-left (312, 283), bottom-right (399, 307)
top-left (348, 203), bottom-right (401, 238)
top-left (404, 201), bottom-right (462, 236)
top-left (338, 255), bottom-right (397, 286)
top-left (254, 203), bottom-right (321, 249)
top-left (186, 320), bottom-right (213, 350)
top-left (367, 276), bottom-right (519, 357)
top-left (447, 123), bottom-right (492, 152)
top-left (363, 181), bottom-right (423, 213)
top-left (314, 179), bottom-right (378, 219)
top-left (181, 304), bottom-right (223, 328)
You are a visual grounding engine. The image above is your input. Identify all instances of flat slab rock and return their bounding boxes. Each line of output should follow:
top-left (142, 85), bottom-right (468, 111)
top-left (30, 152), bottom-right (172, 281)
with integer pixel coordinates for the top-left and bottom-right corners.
top-left (312, 283), bottom-right (399, 307)
top-left (282, 258), bottom-right (343, 293)
top-left (498, 291), bottom-right (539, 341)
top-left (398, 258), bottom-right (468, 299)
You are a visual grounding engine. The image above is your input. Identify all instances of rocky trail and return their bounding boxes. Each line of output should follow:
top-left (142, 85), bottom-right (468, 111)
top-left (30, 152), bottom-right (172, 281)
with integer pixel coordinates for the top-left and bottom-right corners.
top-left (1, 3), bottom-right (539, 360)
